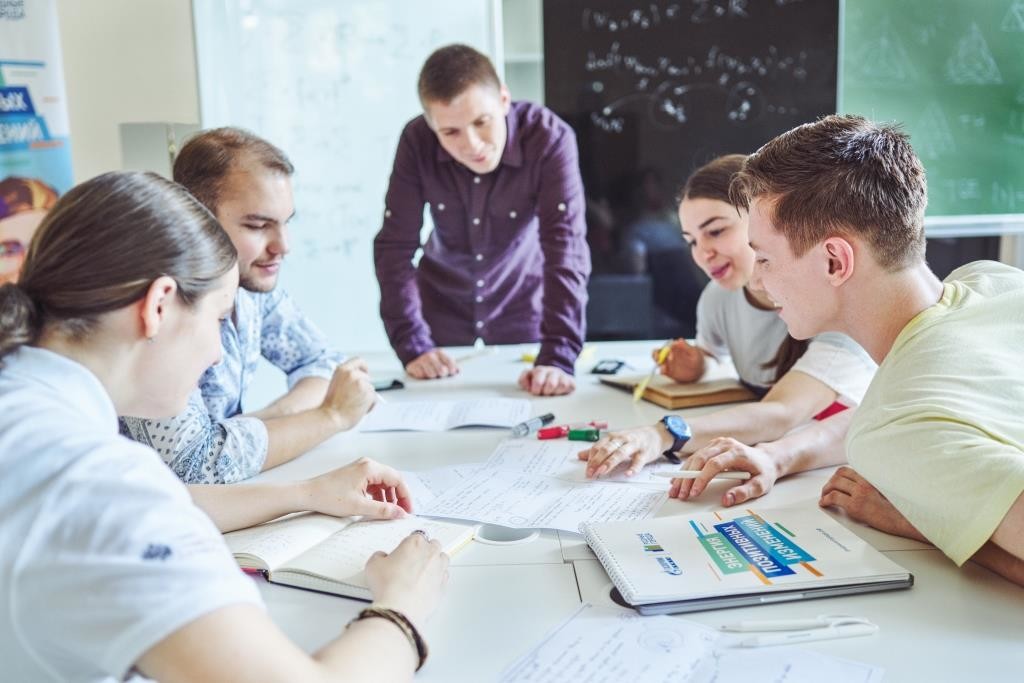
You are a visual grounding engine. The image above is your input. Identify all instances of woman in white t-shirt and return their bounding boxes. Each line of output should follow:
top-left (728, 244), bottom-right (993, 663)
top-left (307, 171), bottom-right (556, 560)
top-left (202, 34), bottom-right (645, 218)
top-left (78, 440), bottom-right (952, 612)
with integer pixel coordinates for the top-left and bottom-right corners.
top-left (0, 171), bottom-right (446, 682)
top-left (580, 155), bottom-right (876, 507)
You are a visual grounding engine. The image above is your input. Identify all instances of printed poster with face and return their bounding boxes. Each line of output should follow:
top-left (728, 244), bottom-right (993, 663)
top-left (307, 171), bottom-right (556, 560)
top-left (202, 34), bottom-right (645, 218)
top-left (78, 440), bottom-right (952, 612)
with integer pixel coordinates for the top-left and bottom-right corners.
top-left (0, 0), bottom-right (73, 285)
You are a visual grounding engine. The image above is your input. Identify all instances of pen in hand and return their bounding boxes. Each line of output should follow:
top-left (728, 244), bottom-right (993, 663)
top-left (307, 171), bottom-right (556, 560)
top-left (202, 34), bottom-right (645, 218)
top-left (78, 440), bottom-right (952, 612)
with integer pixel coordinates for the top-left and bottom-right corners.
top-left (633, 343), bottom-right (671, 402)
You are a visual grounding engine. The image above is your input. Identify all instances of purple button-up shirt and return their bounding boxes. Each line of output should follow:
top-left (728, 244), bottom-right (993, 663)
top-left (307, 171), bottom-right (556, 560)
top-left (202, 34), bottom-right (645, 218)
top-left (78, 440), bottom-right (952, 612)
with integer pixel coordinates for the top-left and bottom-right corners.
top-left (374, 101), bottom-right (591, 375)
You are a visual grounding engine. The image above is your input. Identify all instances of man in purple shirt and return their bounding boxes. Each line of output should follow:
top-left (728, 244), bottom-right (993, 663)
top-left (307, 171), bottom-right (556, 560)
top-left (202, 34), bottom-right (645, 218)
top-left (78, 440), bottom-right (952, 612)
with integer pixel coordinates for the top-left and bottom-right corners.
top-left (374, 44), bottom-right (590, 396)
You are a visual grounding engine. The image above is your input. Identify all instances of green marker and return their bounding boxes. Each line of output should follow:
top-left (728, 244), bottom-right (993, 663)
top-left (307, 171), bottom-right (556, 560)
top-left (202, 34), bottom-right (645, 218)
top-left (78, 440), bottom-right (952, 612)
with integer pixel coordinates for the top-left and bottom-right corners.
top-left (567, 426), bottom-right (600, 442)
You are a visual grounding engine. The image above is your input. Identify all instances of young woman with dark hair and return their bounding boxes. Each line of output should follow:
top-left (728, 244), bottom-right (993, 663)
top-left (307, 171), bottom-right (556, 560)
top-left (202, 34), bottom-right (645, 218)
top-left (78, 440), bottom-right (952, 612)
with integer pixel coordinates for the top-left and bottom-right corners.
top-left (579, 155), bottom-right (876, 508)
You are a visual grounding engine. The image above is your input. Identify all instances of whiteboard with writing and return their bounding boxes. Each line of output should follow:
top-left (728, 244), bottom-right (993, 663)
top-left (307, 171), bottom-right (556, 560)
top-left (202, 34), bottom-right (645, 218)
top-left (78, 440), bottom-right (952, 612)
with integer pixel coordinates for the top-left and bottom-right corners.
top-left (193, 1), bottom-right (497, 354)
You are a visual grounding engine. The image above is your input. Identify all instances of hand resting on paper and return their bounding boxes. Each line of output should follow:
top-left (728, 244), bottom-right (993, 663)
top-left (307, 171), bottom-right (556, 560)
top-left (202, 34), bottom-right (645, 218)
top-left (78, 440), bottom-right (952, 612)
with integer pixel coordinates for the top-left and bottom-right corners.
top-left (668, 437), bottom-right (782, 507)
top-left (578, 425), bottom-right (669, 478)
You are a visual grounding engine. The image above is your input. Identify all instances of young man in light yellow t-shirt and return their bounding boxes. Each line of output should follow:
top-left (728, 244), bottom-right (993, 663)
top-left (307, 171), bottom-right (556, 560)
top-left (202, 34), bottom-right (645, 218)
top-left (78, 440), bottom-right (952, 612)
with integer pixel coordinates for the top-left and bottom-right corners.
top-left (730, 114), bottom-right (1024, 586)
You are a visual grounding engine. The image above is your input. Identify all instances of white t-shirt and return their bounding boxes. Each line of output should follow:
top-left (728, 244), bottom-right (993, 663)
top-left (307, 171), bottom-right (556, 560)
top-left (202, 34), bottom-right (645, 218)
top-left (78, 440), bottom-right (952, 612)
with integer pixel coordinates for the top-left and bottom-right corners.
top-left (695, 283), bottom-right (876, 405)
top-left (0, 346), bottom-right (262, 682)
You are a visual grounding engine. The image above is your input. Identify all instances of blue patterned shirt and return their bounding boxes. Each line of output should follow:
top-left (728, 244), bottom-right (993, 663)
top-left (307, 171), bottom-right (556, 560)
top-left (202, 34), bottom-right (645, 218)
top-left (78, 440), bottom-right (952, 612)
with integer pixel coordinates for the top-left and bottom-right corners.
top-left (120, 288), bottom-right (344, 484)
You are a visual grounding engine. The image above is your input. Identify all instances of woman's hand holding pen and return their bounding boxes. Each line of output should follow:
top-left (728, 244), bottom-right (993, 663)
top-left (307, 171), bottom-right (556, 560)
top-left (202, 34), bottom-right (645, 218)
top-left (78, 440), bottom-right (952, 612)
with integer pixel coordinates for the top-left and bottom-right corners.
top-left (577, 425), bottom-right (670, 478)
top-left (299, 458), bottom-right (413, 520)
top-left (669, 437), bottom-right (781, 507)
top-left (658, 339), bottom-right (705, 383)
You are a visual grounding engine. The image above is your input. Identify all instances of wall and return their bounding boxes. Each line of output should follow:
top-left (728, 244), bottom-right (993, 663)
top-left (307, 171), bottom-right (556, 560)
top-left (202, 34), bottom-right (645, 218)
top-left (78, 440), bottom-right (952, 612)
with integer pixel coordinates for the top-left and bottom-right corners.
top-left (56, 0), bottom-right (198, 182)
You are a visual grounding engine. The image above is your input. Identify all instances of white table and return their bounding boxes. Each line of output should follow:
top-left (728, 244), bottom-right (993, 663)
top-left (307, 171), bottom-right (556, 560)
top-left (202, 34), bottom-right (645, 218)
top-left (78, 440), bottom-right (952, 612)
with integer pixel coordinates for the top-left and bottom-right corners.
top-left (245, 342), bottom-right (1024, 681)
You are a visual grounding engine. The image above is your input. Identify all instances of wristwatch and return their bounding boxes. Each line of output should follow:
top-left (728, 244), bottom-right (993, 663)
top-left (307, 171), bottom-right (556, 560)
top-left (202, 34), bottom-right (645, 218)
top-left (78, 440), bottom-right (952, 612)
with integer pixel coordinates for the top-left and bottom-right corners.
top-left (660, 415), bottom-right (692, 464)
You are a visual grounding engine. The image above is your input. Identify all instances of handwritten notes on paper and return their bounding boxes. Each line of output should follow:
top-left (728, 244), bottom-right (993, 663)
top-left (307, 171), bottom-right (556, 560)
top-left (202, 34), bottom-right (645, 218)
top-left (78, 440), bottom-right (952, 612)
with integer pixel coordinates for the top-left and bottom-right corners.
top-left (402, 439), bottom-right (675, 532)
top-left (419, 467), bottom-right (666, 534)
top-left (402, 464), bottom-right (484, 508)
top-left (500, 604), bottom-right (884, 683)
top-left (483, 439), bottom-right (682, 485)
top-left (358, 398), bottom-right (531, 432)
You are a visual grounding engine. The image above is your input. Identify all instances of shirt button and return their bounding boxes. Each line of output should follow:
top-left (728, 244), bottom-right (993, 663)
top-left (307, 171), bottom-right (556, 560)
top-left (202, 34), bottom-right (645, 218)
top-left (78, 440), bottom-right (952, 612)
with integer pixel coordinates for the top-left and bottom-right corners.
top-left (476, 279), bottom-right (484, 287)
top-left (472, 217), bottom-right (481, 225)
top-left (475, 295), bottom-right (483, 303)
top-left (437, 203), bottom-right (445, 211)
top-left (384, 209), bottom-right (392, 218)
top-left (475, 321), bottom-right (484, 329)
top-left (475, 253), bottom-right (483, 261)
top-left (509, 210), bottom-right (517, 219)
top-left (474, 176), bottom-right (481, 184)
top-left (557, 202), bottom-right (567, 212)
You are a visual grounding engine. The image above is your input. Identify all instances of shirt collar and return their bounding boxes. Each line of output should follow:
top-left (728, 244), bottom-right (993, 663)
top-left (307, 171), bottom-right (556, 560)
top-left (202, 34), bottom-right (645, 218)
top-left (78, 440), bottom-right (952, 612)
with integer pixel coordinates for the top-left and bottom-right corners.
top-left (4, 346), bottom-right (118, 431)
top-left (431, 104), bottom-right (524, 169)
top-left (500, 105), bottom-right (523, 169)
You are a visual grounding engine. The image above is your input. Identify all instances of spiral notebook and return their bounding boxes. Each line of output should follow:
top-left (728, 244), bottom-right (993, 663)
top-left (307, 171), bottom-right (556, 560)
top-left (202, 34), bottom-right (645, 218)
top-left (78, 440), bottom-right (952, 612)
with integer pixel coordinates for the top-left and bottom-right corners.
top-left (580, 505), bottom-right (912, 615)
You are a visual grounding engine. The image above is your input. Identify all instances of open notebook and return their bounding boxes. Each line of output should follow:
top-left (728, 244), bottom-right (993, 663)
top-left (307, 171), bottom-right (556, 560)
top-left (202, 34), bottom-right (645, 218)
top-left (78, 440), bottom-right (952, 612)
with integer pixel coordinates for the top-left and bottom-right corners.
top-left (580, 505), bottom-right (912, 615)
top-left (224, 513), bottom-right (476, 599)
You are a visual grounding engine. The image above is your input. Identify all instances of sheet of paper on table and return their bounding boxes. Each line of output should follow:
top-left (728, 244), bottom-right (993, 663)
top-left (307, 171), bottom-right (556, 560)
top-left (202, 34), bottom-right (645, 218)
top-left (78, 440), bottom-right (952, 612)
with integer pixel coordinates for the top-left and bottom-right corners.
top-left (402, 464), bottom-right (484, 508)
top-left (499, 603), bottom-right (884, 683)
top-left (358, 398), bottom-right (531, 432)
top-left (417, 467), bottom-right (666, 534)
top-left (483, 438), bottom-right (683, 485)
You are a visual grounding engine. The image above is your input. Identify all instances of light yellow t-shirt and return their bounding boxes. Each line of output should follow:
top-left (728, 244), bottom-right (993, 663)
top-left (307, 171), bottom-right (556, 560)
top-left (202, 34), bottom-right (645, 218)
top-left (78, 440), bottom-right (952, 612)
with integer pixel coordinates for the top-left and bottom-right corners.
top-left (847, 260), bottom-right (1024, 565)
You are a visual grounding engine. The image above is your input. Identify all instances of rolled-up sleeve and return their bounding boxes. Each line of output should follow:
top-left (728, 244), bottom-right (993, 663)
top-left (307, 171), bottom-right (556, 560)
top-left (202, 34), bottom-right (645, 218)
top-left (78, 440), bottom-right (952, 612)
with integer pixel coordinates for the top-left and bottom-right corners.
top-left (374, 122), bottom-right (435, 366)
top-left (258, 288), bottom-right (344, 387)
top-left (534, 126), bottom-right (590, 374)
top-left (119, 390), bottom-right (268, 484)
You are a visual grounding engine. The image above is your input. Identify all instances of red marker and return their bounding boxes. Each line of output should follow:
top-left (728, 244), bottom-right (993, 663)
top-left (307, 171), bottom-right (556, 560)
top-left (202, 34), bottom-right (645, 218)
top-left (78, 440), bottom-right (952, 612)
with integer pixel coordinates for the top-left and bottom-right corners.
top-left (537, 425), bottom-right (570, 440)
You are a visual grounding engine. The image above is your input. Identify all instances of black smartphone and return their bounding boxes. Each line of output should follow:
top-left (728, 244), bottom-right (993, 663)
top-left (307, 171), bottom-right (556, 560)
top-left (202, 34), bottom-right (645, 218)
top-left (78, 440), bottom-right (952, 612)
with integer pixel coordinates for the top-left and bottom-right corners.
top-left (591, 359), bottom-right (626, 375)
top-left (371, 378), bottom-right (405, 391)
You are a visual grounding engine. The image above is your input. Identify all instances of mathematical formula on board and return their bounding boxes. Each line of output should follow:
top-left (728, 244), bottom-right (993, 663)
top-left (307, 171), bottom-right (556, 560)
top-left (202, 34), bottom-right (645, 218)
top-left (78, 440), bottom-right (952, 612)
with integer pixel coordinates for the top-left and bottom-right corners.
top-left (584, 42), bottom-right (807, 133)
top-left (551, 0), bottom-right (824, 134)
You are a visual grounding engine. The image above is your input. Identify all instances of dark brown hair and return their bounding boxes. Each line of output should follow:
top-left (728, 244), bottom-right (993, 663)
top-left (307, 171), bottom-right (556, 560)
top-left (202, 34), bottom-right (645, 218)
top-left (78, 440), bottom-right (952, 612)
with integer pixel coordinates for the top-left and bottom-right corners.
top-left (680, 153), bottom-right (747, 204)
top-left (173, 127), bottom-right (294, 213)
top-left (730, 114), bottom-right (927, 270)
top-left (681, 154), bottom-right (808, 382)
top-left (418, 44), bottom-right (501, 105)
top-left (0, 171), bottom-right (237, 361)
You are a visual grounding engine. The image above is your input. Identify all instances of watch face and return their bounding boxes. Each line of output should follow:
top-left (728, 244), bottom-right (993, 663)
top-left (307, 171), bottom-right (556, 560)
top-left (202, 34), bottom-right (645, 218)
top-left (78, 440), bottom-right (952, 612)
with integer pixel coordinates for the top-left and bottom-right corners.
top-left (664, 415), bottom-right (686, 435)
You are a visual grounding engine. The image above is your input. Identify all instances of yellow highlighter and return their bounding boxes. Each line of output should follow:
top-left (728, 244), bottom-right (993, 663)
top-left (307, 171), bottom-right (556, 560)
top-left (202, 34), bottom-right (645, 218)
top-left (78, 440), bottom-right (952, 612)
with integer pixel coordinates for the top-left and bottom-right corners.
top-left (633, 343), bottom-right (671, 402)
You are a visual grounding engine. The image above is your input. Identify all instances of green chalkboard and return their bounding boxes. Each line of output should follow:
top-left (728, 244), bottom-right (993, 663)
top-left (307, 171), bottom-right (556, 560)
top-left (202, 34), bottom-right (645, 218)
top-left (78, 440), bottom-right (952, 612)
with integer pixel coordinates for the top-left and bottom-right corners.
top-left (841, 0), bottom-right (1024, 217)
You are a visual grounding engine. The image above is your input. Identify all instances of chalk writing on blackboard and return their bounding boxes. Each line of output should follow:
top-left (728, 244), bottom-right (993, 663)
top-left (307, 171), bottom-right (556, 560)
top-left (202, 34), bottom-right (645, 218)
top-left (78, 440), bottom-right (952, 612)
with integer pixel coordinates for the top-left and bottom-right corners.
top-left (584, 41), bottom-right (806, 131)
top-left (847, 18), bottom-right (917, 85)
top-left (946, 23), bottom-right (1002, 85)
top-left (579, 0), bottom-right (809, 32)
top-left (1002, 1), bottom-right (1024, 32)
top-left (916, 102), bottom-right (956, 160)
top-left (991, 181), bottom-right (1024, 210)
